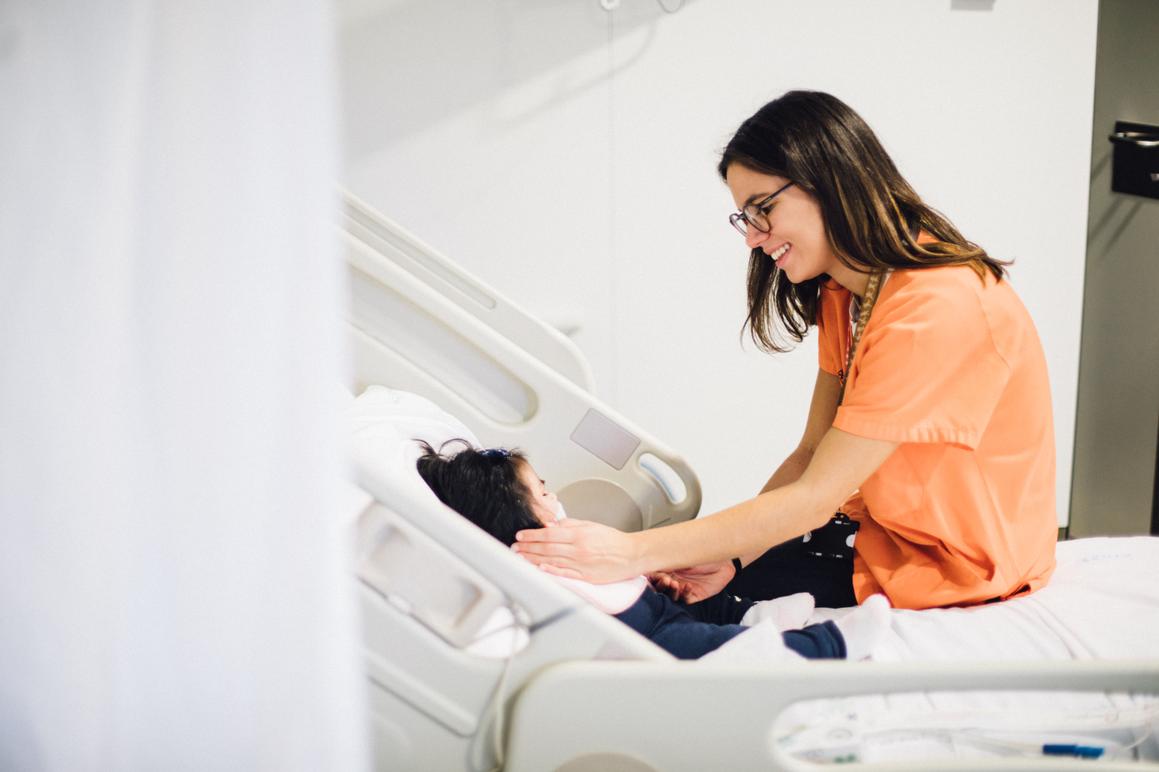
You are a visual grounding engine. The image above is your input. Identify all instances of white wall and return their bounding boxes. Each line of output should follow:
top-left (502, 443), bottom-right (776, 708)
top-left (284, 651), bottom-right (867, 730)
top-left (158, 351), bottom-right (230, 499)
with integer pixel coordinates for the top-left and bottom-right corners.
top-left (340, 0), bottom-right (1097, 524)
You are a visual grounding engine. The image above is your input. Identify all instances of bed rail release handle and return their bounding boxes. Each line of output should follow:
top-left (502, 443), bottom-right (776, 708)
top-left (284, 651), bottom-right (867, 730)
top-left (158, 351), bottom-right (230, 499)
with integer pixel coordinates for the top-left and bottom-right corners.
top-left (638, 452), bottom-right (688, 505)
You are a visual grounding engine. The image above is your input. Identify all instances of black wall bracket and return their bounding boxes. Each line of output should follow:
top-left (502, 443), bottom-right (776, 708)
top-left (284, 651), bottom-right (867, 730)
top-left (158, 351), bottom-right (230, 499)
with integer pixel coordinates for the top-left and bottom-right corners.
top-left (1109, 120), bottom-right (1159, 200)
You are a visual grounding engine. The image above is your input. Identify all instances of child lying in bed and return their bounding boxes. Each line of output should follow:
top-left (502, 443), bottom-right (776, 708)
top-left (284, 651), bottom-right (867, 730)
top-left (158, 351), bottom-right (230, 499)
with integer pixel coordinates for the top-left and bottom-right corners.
top-left (416, 441), bottom-right (890, 660)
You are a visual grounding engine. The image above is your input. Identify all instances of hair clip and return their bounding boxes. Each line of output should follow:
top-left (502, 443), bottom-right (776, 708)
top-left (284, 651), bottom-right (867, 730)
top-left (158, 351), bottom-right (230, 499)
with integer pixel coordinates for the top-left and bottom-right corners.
top-left (479, 447), bottom-right (511, 458)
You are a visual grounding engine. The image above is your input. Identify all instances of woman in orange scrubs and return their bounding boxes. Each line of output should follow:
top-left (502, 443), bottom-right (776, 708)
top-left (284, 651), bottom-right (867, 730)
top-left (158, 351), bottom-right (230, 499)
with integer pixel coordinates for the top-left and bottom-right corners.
top-left (513, 91), bottom-right (1057, 611)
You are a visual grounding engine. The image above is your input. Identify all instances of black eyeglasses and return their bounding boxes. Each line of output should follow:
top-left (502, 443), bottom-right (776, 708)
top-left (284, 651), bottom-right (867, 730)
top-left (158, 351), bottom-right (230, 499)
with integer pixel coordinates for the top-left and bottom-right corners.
top-left (728, 182), bottom-right (794, 237)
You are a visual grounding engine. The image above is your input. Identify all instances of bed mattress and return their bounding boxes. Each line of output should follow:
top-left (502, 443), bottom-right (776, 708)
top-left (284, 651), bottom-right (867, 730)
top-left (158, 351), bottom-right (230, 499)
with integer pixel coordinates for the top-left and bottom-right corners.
top-left (777, 536), bottom-right (1159, 764)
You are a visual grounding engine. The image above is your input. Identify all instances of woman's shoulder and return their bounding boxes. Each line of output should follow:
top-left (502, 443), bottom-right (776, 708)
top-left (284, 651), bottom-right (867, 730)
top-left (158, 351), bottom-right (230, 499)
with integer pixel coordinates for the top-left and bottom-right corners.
top-left (882, 264), bottom-right (1003, 314)
top-left (889, 263), bottom-right (997, 291)
top-left (878, 265), bottom-right (1034, 361)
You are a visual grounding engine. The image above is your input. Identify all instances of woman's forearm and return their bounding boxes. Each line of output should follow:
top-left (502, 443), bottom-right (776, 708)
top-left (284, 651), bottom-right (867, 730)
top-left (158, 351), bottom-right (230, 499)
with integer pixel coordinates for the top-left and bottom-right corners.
top-left (630, 429), bottom-right (898, 576)
top-left (740, 448), bottom-right (814, 565)
top-left (630, 480), bottom-right (832, 575)
top-left (759, 447), bottom-right (812, 495)
top-left (511, 428), bottom-right (896, 585)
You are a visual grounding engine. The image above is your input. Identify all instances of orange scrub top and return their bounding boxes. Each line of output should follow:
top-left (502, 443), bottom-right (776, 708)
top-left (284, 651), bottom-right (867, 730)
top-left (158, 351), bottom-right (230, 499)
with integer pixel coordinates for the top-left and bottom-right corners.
top-left (817, 264), bottom-right (1057, 610)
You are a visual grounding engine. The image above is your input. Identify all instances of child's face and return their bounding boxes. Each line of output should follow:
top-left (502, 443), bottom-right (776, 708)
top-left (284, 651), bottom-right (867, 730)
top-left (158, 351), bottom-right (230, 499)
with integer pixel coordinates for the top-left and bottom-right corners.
top-left (516, 461), bottom-right (560, 526)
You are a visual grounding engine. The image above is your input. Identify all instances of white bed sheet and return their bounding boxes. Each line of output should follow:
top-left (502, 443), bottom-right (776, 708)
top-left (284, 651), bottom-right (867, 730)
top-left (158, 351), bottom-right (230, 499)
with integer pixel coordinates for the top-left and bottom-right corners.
top-left (866, 536), bottom-right (1159, 663)
top-left (776, 536), bottom-right (1159, 764)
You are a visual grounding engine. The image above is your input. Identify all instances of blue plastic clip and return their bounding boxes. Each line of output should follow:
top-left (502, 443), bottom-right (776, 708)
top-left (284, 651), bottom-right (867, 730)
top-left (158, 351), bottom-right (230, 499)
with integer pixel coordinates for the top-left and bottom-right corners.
top-left (1042, 744), bottom-right (1105, 759)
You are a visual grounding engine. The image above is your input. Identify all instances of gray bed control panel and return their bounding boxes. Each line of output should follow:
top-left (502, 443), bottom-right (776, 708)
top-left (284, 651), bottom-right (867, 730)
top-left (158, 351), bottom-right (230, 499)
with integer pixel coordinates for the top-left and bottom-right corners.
top-left (569, 408), bottom-right (640, 470)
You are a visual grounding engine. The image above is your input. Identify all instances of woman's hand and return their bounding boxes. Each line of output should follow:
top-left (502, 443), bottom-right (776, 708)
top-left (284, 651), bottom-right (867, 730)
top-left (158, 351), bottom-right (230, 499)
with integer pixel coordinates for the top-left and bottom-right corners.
top-left (650, 560), bottom-right (736, 604)
top-left (512, 519), bottom-right (640, 583)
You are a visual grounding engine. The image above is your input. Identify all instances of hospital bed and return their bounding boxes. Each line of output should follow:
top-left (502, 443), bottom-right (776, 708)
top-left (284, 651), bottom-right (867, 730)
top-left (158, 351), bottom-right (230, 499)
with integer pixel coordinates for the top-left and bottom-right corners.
top-left (339, 191), bottom-right (1159, 771)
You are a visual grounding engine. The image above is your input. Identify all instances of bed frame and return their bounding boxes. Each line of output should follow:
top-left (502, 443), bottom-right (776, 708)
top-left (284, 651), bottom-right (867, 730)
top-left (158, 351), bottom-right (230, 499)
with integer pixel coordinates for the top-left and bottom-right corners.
top-left (341, 191), bottom-right (1159, 771)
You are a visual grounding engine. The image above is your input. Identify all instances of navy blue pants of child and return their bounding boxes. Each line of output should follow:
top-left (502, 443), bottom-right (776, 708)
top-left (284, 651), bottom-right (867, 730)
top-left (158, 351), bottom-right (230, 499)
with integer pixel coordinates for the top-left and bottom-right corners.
top-left (614, 587), bottom-right (846, 660)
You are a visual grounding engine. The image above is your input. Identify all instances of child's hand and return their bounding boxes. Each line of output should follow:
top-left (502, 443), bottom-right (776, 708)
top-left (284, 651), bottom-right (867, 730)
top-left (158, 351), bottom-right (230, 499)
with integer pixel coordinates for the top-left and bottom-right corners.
top-left (651, 561), bottom-right (736, 603)
top-left (647, 571), bottom-right (685, 599)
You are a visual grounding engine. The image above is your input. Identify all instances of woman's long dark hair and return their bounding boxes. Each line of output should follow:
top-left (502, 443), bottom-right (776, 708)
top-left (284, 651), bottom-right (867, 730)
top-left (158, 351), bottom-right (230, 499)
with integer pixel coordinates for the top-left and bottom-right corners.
top-left (718, 90), bottom-right (1008, 352)
top-left (415, 440), bottom-right (543, 546)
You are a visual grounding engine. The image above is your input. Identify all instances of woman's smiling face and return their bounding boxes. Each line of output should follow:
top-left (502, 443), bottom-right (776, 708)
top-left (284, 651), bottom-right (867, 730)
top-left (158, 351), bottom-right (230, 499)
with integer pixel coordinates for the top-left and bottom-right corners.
top-left (725, 163), bottom-right (839, 285)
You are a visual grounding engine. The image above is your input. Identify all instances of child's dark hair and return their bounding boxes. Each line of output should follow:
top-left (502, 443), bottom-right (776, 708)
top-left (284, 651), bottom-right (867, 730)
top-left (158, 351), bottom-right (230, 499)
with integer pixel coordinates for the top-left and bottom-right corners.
top-left (414, 440), bottom-right (544, 546)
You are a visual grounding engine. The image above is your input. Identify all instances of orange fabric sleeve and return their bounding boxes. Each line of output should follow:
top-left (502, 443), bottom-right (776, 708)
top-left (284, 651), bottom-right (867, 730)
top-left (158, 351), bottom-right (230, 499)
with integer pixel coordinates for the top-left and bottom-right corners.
top-left (834, 274), bottom-right (1011, 450)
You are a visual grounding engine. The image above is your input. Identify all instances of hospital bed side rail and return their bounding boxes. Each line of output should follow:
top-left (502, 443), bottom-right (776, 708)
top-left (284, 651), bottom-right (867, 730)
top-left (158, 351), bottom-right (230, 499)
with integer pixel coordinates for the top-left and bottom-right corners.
top-left (506, 658), bottom-right (1159, 772)
top-left (340, 189), bottom-right (595, 391)
top-left (351, 458), bottom-right (673, 772)
top-left (344, 225), bottom-right (702, 532)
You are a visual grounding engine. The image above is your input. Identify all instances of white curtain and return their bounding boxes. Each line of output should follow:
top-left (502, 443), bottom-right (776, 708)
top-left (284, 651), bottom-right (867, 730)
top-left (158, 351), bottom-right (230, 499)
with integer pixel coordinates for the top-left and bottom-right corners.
top-left (0, 2), bottom-right (367, 770)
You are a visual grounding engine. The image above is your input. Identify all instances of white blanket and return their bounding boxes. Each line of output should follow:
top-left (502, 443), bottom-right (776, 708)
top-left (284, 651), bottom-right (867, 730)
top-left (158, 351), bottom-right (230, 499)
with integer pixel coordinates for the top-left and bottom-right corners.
top-left (863, 535), bottom-right (1157, 663)
top-left (770, 537), bottom-right (1159, 763)
top-left (706, 536), bottom-right (1159, 665)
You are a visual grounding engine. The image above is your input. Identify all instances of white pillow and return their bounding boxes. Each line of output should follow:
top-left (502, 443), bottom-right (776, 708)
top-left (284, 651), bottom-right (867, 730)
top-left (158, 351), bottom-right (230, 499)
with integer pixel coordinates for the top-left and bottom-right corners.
top-left (347, 385), bottom-right (481, 462)
top-left (342, 386), bottom-right (477, 528)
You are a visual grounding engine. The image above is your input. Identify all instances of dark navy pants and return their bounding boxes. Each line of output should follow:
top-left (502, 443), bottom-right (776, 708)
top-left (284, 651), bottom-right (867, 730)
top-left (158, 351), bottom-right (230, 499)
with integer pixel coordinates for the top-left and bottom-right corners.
top-left (725, 513), bottom-right (860, 609)
top-left (614, 587), bottom-right (846, 660)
